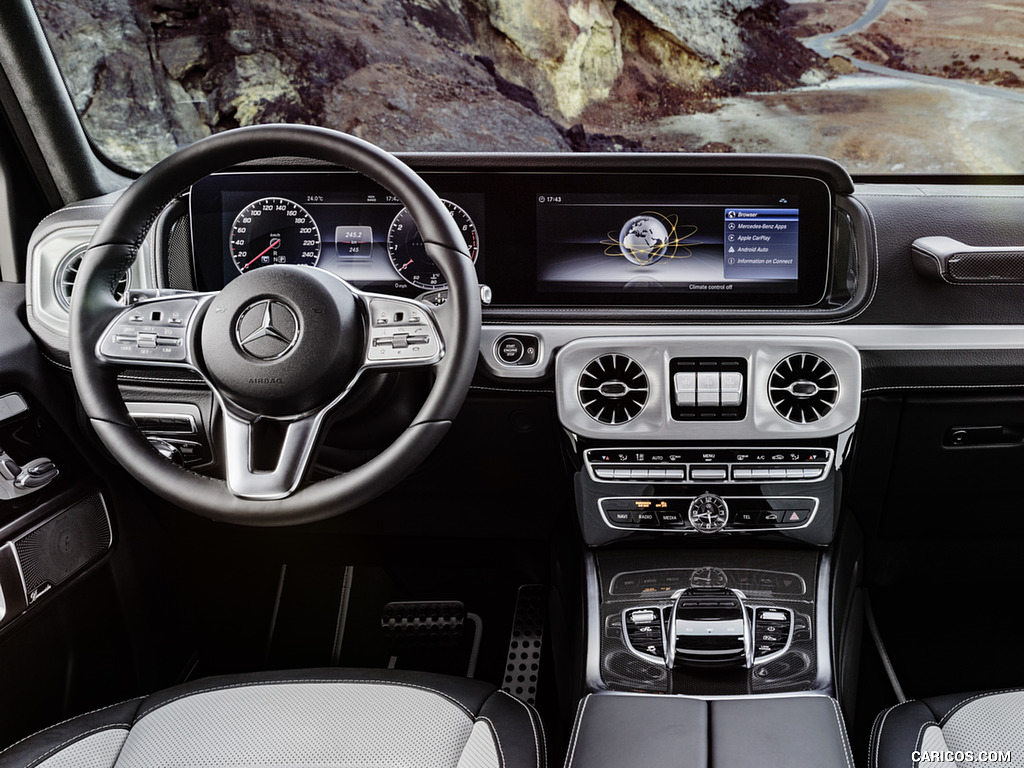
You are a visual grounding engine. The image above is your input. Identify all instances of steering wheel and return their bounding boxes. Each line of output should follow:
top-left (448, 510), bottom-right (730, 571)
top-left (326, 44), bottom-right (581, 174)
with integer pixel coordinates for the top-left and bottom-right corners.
top-left (68, 125), bottom-right (481, 526)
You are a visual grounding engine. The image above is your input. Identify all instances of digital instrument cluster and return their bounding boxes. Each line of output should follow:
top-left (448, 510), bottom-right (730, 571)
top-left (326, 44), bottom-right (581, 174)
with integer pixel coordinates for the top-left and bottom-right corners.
top-left (191, 173), bottom-right (484, 302)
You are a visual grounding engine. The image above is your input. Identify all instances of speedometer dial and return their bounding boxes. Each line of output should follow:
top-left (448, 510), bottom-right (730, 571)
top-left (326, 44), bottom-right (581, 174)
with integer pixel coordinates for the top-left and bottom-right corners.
top-left (230, 197), bottom-right (321, 274)
top-left (387, 200), bottom-right (478, 289)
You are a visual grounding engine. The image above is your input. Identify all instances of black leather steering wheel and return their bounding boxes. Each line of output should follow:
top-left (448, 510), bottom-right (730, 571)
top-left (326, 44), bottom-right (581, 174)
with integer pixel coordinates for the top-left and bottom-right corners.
top-left (68, 125), bottom-right (481, 526)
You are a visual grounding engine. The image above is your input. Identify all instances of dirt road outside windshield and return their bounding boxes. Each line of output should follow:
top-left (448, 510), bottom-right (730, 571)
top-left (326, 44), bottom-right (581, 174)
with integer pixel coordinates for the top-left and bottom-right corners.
top-left (34, 0), bottom-right (1024, 174)
top-left (640, 0), bottom-right (1024, 174)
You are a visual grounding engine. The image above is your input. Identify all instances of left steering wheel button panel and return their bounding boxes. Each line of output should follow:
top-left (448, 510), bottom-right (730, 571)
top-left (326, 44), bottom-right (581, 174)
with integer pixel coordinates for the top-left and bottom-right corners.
top-left (99, 298), bottom-right (200, 364)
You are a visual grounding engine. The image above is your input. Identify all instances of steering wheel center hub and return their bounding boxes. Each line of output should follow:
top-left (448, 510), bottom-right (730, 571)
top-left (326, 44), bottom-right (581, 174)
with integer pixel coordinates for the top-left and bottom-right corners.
top-left (235, 299), bottom-right (300, 361)
top-left (200, 265), bottom-right (362, 416)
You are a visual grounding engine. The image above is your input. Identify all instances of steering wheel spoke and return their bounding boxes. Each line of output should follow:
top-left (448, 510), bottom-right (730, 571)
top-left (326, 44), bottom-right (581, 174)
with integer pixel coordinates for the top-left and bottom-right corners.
top-left (96, 293), bottom-right (213, 369)
top-left (221, 406), bottom-right (326, 500)
top-left (360, 293), bottom-right (444, 370)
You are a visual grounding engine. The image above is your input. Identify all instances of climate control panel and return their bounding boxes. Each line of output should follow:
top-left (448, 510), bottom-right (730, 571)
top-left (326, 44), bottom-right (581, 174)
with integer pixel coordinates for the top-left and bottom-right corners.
top-left (585, 446), bottom-right (832, 484)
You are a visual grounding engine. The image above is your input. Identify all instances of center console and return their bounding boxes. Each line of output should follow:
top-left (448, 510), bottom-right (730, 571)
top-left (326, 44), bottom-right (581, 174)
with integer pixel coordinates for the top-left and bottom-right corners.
top-left (558, 335), bottom-right (856, 699)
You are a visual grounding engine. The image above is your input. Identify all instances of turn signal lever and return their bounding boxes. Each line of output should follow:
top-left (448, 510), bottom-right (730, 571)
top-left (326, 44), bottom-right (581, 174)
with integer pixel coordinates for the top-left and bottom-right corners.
top-left (622, 587), bottom-right (794, 670)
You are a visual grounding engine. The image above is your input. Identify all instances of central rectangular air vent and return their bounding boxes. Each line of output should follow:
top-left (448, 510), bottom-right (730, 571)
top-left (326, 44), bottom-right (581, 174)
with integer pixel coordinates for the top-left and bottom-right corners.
top-left (670, 358), bottom-right (747, 421)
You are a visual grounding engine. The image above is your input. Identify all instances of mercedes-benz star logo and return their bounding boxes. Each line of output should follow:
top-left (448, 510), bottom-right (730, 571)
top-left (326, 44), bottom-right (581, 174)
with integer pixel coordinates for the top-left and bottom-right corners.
top-left (235, 299), bottom-right (299, 360)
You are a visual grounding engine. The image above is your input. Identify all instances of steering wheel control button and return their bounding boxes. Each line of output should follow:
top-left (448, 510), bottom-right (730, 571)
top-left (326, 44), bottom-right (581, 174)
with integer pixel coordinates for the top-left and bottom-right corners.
top-left (365, 297), bottom-right (441, 365)
top-left (494, 334), bottom-right (539, 367)
top-left (99, 297), bottom-right (199, 363)
top-left (235, 300), bottom-right (299, 360)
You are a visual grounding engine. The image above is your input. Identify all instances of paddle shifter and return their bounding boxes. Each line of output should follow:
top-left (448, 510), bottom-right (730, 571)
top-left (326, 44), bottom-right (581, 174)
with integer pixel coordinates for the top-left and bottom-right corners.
top-left (621, 587), bottom-right (794, 669)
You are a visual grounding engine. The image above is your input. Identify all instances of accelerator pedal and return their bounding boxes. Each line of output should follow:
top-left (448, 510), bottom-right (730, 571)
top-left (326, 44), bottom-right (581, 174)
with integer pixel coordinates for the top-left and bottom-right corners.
top-left (501, 584), bottom-right (547, 705)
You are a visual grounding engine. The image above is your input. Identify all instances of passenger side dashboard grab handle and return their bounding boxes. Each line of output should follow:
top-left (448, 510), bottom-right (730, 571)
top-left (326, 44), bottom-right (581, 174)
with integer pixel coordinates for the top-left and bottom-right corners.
top-left (912, 236), bottom-right (1024, 284)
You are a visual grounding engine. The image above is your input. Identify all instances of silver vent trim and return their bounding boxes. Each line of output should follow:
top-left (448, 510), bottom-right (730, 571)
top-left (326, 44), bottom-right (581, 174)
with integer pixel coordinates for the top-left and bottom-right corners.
top-left (578, 354), bottom-right (649, 425)
top-left (53, 244), bottom-right (130, 311)
top-left (768, 353), bottom-right (839, 424)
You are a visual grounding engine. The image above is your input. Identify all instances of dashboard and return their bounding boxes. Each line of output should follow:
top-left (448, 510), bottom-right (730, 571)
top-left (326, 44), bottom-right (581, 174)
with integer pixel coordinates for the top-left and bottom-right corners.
top-left (24, 152), bottom-right (1024, 552)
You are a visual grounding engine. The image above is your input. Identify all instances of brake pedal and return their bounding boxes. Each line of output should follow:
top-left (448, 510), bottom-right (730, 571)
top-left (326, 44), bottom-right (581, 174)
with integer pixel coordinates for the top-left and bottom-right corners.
top-left (381, 600), bottom-right (465, 646)
top-left (502, 584), bottom-right (546, 705)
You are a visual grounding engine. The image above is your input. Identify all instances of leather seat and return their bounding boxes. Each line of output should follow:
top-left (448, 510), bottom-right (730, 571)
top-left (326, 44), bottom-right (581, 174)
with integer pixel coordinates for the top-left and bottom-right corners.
top-left (870, 689), bottom-right (1023, 768)
top-left (0, 668), bottom-right (546, 768)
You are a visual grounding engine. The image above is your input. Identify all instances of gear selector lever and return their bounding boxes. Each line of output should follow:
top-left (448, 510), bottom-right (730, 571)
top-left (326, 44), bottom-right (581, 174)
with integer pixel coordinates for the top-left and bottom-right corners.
top-left (622, 587), bottom-right (794, 670)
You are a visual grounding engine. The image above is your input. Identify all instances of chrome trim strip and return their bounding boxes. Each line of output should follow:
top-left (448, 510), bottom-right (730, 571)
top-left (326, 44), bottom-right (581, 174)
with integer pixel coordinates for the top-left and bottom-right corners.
top-left (815, 550), bottom-right (835, 695)
top-left (480, 324), bottom-right (1024, 380)
top-left (584, 552), bottom-right (606, 691)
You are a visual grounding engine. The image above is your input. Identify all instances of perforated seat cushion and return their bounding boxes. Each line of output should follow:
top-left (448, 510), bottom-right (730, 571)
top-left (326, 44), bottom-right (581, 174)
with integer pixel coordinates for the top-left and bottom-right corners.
top-left (0, 669), bottom-right (546, 768)
top-left (871, 689), bottom-right (1024, 768)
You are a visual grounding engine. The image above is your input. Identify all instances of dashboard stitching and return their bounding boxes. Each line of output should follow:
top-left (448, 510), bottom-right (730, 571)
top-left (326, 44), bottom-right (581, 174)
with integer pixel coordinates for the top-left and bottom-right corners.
top-left (863, 384), bottom-right (1024, 394)
top-left (470, 385), bottom-right (555, 395)
top-left (37, 203), bottom-right (114, 226)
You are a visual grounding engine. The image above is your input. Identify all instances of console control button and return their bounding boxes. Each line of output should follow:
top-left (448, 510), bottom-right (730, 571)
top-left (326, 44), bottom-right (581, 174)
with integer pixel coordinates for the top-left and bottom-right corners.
top-left (623, 607), bottom-right (667, 659)
top-left (496, 336), bottom-right (525, 364)
top-left (691, 466), bottom-right (727, 481)
top-left (752, 606), bottom-right (794, 660)
top-left (673, 372), bottom-right (697, 407)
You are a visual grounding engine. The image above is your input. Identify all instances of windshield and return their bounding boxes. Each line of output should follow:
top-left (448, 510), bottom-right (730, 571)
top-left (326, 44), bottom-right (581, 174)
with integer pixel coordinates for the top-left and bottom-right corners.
top-left (30, 0), bottom-right (1024, 175)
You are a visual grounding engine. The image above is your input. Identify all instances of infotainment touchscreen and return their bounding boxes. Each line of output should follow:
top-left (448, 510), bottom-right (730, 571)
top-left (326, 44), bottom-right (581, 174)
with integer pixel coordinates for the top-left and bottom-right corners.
top-left (534, 184), bottom-right (830, 306)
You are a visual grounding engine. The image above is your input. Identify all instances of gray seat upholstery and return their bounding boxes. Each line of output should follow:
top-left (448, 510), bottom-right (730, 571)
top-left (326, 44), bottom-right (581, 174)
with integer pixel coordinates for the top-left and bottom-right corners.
top-left (870, 689), bottom-right (1023, 768)
top-left (0, 668), bottom-right (546, 768)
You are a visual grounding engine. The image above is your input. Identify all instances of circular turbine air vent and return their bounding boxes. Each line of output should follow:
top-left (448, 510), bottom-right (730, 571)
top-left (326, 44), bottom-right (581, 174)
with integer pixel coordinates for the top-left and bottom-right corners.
top-left (54, 244), bottom-right (130, 311)
top-left (769, 353), bottom-right (839, 424)
top-left (578, 354), bottom-right (649, 425)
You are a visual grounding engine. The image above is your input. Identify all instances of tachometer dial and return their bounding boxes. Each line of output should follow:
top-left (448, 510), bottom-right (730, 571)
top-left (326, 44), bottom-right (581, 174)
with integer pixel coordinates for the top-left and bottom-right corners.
top-left (387, 200), bottom-right (478, 289)
top-left (230, 197), bottom-right (321, 273)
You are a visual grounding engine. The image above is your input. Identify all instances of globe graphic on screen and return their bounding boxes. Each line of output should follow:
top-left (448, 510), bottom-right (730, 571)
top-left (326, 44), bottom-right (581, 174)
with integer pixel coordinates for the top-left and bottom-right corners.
top-left (618, 215), bottom-right (670, 266)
